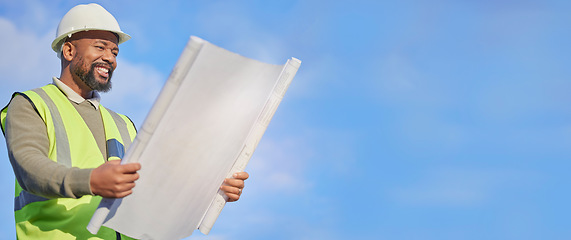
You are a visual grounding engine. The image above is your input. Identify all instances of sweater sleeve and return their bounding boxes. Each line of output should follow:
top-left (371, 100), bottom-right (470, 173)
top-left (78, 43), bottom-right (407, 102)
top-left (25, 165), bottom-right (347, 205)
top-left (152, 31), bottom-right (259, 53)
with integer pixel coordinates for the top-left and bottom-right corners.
top-left (4, 94), bottom-right (94, 199)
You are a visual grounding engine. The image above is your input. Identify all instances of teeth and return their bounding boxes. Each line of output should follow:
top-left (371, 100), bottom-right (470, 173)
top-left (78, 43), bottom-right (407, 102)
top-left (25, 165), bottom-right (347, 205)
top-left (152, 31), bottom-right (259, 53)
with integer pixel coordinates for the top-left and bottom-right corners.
top-left (97, 67), bottom-right (109, 73)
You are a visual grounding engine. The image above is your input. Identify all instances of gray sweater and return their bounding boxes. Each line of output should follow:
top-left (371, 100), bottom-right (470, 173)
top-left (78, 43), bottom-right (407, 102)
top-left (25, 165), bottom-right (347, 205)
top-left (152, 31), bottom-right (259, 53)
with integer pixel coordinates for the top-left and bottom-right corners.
top-left (4, 81), bottom-right (109, 199)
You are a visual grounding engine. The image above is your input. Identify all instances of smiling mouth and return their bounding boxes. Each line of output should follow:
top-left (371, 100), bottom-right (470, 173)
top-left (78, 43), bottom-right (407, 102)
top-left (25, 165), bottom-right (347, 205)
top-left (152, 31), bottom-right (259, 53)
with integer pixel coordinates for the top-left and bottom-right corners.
top-left (95, 65), bottom-right (110, 79)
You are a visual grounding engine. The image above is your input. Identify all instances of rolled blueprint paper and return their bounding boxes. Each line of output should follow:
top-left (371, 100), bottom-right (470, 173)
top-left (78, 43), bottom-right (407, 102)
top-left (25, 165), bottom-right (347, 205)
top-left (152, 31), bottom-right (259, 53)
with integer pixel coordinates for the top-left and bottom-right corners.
top-left (87, 36), bottom-right (206, 236)
top-left (88, 36), bottom-right (301, 239)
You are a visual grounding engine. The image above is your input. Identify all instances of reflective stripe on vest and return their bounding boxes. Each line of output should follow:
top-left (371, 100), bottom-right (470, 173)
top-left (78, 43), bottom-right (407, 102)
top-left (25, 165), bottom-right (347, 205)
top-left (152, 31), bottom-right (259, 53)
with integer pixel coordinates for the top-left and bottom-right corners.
top-left (1, 84), bottom-right (137, 239)
top-left (32, 87), bottom-right (72, 167)
top-left (13, 191), bottom-right (48, 211)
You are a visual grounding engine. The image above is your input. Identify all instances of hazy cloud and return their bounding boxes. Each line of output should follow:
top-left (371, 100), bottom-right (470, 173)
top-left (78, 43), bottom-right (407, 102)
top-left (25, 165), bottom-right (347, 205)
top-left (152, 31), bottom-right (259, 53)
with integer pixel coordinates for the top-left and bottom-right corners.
top-left (388, 167), bottom-right (537, 207)
top-left (247, 135), bottom-right (315, 196)
top-left (0, 17), bottom-right (59, 96)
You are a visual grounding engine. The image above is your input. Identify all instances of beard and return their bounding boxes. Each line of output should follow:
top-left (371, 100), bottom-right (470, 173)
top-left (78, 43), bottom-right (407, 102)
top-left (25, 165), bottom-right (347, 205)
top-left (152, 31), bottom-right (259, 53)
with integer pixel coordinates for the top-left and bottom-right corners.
top-left (72, 58), bottom-right (113, 92)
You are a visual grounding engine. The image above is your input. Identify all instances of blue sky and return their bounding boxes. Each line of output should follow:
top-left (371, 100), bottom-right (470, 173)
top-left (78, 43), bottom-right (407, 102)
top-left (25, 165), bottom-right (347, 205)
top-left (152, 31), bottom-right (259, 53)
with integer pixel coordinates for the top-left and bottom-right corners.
top-left (0, 0), bottom-right (570, 239)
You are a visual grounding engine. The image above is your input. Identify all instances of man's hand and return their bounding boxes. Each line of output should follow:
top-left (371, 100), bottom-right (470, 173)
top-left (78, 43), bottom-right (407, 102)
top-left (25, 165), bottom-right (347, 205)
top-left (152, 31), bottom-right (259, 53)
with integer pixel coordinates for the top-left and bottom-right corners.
top-left (90, 160), bottom-right (141, 198)
top-left (220, 172), bottom-right (249, 202)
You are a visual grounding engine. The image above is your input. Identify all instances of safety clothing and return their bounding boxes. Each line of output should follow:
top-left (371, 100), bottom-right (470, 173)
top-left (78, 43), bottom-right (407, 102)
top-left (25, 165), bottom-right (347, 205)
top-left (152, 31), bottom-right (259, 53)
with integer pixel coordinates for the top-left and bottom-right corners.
top-left (1, 84), bottom-right (137, 239)
top-left (51, 3), bottom-right (131, 53)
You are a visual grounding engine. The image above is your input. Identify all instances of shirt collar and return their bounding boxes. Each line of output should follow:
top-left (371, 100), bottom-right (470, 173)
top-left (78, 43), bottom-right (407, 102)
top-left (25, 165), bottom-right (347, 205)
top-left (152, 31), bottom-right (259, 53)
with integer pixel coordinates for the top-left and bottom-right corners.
top-left (52, 77), bottom-right (101, 110)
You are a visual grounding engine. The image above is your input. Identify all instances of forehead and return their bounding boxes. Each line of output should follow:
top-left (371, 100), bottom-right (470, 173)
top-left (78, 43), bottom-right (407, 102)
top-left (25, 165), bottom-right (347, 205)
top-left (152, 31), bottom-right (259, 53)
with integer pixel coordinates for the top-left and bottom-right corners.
top-left (69, 30), bottom-right (119, 47)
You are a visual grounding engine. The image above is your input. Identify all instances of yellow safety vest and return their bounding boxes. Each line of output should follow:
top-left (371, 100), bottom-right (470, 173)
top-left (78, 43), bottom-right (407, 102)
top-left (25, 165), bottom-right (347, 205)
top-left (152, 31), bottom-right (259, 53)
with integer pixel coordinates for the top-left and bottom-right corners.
top-left (1, 84), bottom-right (137, 239)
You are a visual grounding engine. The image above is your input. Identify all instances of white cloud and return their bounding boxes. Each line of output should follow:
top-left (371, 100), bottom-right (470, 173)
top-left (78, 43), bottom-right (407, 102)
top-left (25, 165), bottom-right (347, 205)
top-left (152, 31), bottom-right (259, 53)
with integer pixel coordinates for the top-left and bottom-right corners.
top-left (246, 135), bottom-right (315, 196)
top-left (0, 17), bottom-right (59, 96)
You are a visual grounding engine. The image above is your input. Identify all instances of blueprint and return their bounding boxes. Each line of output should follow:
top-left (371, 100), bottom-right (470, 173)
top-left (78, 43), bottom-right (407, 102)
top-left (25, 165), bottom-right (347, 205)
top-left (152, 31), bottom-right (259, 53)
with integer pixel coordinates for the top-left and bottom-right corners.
top-left (87, 36), bottom-right (301, 239)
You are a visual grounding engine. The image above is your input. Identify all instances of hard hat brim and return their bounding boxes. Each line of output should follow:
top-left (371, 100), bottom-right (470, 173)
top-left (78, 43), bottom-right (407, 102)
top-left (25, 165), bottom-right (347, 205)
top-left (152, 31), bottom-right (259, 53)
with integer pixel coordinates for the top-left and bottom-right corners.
top-left (51, 29), bottom-right (131, 53)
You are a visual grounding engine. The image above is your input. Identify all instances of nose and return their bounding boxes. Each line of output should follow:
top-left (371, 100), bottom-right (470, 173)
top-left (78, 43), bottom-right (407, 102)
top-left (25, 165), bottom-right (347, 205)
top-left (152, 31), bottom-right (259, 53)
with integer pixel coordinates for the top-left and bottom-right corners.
top-left (101, 49), bottom-right (116, 66)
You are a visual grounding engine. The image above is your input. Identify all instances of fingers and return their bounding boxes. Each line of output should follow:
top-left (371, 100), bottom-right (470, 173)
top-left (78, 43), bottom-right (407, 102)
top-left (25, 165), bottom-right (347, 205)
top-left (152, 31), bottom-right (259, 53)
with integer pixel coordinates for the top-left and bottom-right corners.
top-left (114, 189), bottom-right (133, 198)
top-left (220, 185), bottom-right (242, 202)
top-left (107, 162), bottom-right (141, 183)
top-left (224, 178), bottom-right (245, 189)
top-left (232, 172), bottom-right (249, 180)
top-left (90, 161), bottom-right (142, 198)
top-left (119, 171), bottom-right (140, 184)
top-left (101, 160), bottom-right (141, 175)
top-left (120, 162), bottom-right (141, 174)
top-left (221, 172), bottom-right (249, 202)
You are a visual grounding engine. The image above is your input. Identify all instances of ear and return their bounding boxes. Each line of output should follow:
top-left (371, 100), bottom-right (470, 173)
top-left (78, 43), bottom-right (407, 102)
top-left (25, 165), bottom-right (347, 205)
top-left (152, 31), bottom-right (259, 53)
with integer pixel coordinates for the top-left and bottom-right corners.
top-left (61, 42), bottom-right (75, 62)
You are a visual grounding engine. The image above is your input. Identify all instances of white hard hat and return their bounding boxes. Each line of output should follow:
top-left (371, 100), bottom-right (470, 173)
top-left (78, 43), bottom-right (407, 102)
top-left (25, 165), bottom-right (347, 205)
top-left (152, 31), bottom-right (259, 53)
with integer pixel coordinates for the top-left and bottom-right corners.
top-left (51, 3), bottom-right (131, 53)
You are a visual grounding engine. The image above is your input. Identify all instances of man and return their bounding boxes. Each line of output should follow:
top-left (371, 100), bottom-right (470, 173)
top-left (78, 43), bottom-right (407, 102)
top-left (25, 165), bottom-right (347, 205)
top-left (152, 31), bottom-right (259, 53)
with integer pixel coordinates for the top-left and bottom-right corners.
top-left (1, 3), bottom-right (248, 239)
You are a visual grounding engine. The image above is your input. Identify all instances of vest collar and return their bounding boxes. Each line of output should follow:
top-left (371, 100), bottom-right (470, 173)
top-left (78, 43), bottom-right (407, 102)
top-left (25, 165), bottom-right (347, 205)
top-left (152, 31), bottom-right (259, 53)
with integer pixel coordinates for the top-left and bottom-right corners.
top-left (52, 77), bottom-right (101, 110)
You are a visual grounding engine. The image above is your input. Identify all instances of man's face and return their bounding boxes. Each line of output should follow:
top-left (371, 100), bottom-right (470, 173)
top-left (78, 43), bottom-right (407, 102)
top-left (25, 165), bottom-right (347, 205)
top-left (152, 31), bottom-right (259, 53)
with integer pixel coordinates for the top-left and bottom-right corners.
top-left (67, 30), bottom-right (119, 92)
